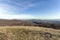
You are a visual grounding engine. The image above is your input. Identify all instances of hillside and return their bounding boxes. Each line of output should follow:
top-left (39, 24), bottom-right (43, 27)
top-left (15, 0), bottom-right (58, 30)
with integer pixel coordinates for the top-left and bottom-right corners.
top-left (0, 19), bottom-right (33, 26)
top-left (0, 19), bottom-right (60, 29)
top-left (0, 26), bottom-right (60, 40)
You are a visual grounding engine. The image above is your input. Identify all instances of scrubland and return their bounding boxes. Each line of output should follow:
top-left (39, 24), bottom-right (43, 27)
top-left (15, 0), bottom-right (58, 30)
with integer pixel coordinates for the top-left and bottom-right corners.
top-left (0, 26), bottom-right (60, 40)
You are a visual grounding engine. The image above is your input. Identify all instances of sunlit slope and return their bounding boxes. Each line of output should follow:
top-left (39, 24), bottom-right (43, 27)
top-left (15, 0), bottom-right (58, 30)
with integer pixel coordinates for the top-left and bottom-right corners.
top-left (0, 26), bottom-right (60, 40)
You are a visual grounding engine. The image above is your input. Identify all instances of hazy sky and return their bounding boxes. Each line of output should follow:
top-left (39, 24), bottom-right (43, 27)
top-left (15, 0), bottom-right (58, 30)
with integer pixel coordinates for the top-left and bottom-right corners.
top-left (0, 0), bottom-right (60, 19)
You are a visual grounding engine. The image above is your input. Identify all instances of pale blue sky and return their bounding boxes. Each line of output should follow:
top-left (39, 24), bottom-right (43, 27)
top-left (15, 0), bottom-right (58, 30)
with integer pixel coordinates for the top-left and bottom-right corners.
top-left (0, 0), bottom-right (60, 19)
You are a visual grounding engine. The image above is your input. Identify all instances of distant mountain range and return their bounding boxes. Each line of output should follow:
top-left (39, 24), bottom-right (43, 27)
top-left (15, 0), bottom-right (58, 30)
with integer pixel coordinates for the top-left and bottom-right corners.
top-left (0, 19), bottom-right (60, 29)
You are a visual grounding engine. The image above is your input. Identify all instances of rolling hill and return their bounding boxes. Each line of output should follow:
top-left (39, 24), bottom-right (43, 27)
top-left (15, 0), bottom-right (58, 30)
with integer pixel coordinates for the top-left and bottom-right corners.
top-left (0, 19), bottom-right (60, 29)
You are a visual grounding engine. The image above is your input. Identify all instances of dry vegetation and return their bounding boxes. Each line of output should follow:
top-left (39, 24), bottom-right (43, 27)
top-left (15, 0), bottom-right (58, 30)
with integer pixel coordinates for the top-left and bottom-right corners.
top-left (0, 26), bottom-right (60, 40)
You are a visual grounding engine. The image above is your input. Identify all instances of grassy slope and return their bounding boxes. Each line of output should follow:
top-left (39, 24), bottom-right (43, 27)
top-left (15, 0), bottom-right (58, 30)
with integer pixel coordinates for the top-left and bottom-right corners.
top-left (0, 26), bottom-right (60, 40)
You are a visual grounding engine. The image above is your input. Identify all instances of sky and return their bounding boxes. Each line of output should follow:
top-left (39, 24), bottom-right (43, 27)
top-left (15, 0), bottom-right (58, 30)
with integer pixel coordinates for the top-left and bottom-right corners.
top-left (0, 0), bottom-right (60, 19)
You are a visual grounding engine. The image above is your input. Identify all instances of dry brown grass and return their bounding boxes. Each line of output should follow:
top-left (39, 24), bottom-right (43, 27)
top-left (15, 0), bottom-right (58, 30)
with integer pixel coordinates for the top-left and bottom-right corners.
top-left (0, 26), bottom-right (60, 40)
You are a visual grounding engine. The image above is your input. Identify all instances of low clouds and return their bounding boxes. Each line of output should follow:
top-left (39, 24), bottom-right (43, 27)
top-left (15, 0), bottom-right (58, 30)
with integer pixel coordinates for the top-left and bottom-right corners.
top-left (0, 0), bottom-right (46, 11)
top-left (0, 0), bottom-right (41, 19)
top-left (0, 0), bottom-right (41, 14)
top-left (0, 0), bottom-right (60, 19)
top-left (0, 13), bottom-right (36, 19)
